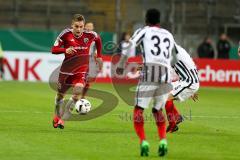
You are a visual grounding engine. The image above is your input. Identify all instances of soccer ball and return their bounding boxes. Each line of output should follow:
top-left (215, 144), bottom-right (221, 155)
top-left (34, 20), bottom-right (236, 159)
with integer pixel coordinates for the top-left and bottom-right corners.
top-left (75, 99), bottom-right (91, 114)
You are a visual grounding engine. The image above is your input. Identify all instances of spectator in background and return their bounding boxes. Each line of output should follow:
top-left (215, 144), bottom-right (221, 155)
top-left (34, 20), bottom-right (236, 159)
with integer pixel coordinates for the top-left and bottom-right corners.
top-left (0, 42), bottom-right (4, 81)
top-left (120, 32), bottom-right (136, 57)
top-left (197, 37), bottom-right (215, 58)
top-left (217, 33), bottom-right (231, 59)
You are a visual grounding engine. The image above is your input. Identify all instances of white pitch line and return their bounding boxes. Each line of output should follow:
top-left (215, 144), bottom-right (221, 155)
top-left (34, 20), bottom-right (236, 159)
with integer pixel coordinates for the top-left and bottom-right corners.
top-left (0, 111), bottom-right (240, 119)
top-left (184, 115), bottom-right (240, 119)
top-left (0, 110), bottom-right (52, 114)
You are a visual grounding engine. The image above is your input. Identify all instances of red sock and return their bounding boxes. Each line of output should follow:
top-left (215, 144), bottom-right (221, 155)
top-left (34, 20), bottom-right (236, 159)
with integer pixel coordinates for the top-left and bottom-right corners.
top-left (133, 106), bottom-right (146, 143)
top-left (172, 104), bottom-right (180, 119)
top-left (152, 108), bottom-right (166, 140)
top-left (165, 100), bottom-right (180, 126)
top-left (82, 83), bottom-right (90, 99)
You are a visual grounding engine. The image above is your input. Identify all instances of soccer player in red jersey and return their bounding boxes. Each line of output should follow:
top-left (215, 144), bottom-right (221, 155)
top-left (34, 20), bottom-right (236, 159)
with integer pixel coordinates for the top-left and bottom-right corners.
top-left (51, 14), bottom-right (102, 129)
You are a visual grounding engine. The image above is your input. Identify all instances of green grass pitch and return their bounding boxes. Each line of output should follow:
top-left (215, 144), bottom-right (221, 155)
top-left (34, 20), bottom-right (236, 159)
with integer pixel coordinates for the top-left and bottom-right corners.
top-left (0, 81), bottom-right (240, 160)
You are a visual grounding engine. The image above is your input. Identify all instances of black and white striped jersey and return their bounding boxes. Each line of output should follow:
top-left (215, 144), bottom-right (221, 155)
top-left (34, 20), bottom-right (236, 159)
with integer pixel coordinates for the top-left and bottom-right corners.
top-left (173, 45), bottom-right (199, 84)
top-left (129, 26), bottom-right (176, 83)
top-left (141, 64), bottom-right (170, 83)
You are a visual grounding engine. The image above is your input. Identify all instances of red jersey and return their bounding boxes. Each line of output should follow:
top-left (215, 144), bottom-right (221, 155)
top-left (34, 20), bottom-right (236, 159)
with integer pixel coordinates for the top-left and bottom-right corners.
top-left (51, 28), bottom-right (102, 74)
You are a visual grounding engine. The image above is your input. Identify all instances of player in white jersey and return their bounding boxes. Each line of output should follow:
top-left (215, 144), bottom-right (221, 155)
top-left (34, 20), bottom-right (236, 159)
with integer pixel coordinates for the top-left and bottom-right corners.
top-left (116, 8), bottom-right (182, 157)
top-left (120, 32), bottom-right (136, 57)
top-left (165, 44), bottom-right (200, 133)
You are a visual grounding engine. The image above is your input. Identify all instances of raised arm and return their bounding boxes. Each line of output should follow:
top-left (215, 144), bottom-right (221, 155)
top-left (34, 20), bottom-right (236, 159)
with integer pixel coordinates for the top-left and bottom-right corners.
top-left (51, 37), bottom-right (66, 54)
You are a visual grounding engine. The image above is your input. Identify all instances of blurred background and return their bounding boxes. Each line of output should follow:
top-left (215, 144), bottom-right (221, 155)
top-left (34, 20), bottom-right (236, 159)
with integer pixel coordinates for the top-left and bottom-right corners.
top-left (0, 0), bottom-right (239, 58)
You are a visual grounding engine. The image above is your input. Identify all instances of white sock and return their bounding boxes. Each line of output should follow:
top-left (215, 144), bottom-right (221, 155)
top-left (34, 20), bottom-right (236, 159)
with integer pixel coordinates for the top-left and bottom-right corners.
top-left (62, 98), bottom-right (76, 120)
top-left (54, 97), bottom-right (64, 117)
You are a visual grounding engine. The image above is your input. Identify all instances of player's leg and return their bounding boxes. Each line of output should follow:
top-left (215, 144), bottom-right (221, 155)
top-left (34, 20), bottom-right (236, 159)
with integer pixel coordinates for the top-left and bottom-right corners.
top-left (62, 82), bottom-right (84, 121)
top-left (152, 108), bottom-right (168, 156)
top-left (133, 105), bottom-right (149, 156)
top-left (81, 82), bottom-right (90, 99)
top-left (165, 81), bottom-right (184, 132)
top-left (53, 92), bottom-right (65, 128)
top-left (165, 98), bottom-right (182, 133)
top-left (55, 93), bottom-right (65, 116)
top-left (53, 73), bottom-right (69, 129)
top-left (166, 82), bottom-right (199, 132)
top-left (61, 72), bottom-right (87, 122)
top-left (53, 94), bottom-right (65, 129)
top-left (134, 82), bottom-right (154, 156)
top-left (153, 83), bottom-right (172, 156)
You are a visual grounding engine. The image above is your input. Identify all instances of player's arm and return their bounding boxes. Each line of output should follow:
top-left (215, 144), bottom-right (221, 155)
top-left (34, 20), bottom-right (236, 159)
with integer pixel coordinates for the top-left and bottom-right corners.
top-left (51, 37), bottom-right (66, 54)
top-left (51, 33), bottom-right (76, 55)
top-left (94, 35), bottom-right (103, 71)
top-left (116, 28), bottom-right (146, 75)
top-left (94, 35), bottom-right (102, 58)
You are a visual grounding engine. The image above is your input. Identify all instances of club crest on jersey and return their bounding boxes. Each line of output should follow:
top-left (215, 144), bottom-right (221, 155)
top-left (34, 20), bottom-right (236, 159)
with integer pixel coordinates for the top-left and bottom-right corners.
top-left (84, 38), bottom-right (89, 43)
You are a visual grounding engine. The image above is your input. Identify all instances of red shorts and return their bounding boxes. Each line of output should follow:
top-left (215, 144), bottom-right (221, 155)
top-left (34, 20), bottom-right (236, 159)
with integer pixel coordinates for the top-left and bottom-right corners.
top-left (57, 72), bottom-right (87, 94)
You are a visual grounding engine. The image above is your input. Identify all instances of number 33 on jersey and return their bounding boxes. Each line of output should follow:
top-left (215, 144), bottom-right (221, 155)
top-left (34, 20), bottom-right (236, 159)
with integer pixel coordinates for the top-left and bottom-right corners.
top-left (130, 26), bottom-right (175, 68)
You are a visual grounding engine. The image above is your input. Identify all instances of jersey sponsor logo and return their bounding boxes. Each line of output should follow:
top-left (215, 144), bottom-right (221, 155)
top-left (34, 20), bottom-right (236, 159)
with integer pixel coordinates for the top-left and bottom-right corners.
top-left (73, 46), bottom-right (88, 50)
top-left (174, 84), bottom-right (182, 90)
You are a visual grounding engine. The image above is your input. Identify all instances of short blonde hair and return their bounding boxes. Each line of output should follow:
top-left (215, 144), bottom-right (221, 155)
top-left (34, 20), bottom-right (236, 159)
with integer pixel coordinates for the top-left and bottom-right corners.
top-left (72, 14), bottom-right (85, 23)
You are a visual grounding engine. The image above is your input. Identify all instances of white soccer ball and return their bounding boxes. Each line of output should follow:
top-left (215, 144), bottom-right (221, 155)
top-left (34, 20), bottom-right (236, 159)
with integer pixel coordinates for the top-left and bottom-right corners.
top-left (75, 99), bottom-right (91, 114)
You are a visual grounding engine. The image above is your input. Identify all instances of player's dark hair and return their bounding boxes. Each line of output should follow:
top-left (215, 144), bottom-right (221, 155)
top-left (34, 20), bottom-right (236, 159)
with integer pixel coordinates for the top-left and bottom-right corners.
top-left (145, 8), bottom-right (160, 25)
top-left (72, 14), bottom-right (85, 23)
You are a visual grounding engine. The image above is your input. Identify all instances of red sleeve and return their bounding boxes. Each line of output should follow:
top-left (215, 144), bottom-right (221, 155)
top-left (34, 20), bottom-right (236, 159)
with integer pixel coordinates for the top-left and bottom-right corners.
top-left (94, 35), bottom-right (102, 58)
top-left (51, 37), bottom-right (66, 54)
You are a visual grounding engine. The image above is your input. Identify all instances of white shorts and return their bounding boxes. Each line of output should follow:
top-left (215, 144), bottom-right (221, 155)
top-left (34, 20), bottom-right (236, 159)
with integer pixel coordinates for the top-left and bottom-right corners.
top-left (135, 82), bottom-right (172, 110)
top-left (171, 81), bottom-right (199, 102)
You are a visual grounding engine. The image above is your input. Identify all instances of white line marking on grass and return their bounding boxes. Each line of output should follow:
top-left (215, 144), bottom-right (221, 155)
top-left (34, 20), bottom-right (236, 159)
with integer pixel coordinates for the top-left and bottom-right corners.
top-left (185, 115), bottom-right (240, 119)
top-left (0, 110), bottom-right (52, 114)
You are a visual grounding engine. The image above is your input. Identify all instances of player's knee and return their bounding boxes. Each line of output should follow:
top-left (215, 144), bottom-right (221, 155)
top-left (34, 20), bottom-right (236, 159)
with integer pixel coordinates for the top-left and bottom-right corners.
top-left (73, 83), bottom-right (84, 95)
top-left (168, 94), bottom-right (174, 101)
top-left (75, 83), bottom-right (84, 88)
